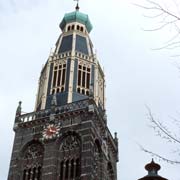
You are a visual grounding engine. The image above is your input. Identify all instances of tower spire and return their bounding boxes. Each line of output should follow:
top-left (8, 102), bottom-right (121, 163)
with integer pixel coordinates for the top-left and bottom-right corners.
top-left (74, 0), bottom-right (80, 11)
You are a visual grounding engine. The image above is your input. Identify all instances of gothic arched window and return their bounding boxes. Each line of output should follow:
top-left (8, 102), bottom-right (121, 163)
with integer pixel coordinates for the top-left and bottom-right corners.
top-left (59, 134), bottom-right (81, 180)
top-left (51, 62), bottom-right (67, 94)
top-left (94, 139), bottom-right (103, 179)
top-left (21, 142), bottom-right (44, 180)
top-left (77, 63), bottom-right (91, 95)
top-left (107, 162), bottom-right (115, 180)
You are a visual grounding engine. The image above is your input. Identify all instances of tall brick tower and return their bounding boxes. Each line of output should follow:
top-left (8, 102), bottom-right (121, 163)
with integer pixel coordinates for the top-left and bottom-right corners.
top-left (8, 4), bottom-right (118, 180)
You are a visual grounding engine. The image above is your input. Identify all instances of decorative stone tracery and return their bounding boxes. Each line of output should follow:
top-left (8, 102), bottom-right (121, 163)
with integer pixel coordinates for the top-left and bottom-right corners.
top-left (94, 139), bottom-right (103, 179)
top-left (59, 133), bottom-right (81, 180)
top-left (61, 135), bottom-right (79, 151)
top-left (21, 142), bottom-right (44, 180)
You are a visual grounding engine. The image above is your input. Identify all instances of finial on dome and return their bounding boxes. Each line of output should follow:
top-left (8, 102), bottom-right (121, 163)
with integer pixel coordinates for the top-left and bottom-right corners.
top-left (145, 159), bottom-right (161, 176)
top-left (74, 0), bottom-right (80, 11)
top-left (138, 160), bottom-right (168, 180)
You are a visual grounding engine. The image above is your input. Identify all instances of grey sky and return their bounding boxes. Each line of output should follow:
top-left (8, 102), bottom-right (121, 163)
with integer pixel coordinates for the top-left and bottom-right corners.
top-left (0, 0), bottom-right (179, 180)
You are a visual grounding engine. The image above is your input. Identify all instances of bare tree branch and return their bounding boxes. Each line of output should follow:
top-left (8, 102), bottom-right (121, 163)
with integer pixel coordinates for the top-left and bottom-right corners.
top-left (145, 0), bottom-right (180, 21)
top-left (165, 31), bottom-right (180, 44)
top-left (142, 19), bottom-right (178, 31)
top-left (135, 0), bottom-right (180, 51)
top-left (139, 145), bottom-right (180, 164)
top-left (146, 106), bottom-right (180, 144)
top-left (172, 0), bottom-right (180, 16)
top-left (136, 0), bottom-right (180, 165)
top-left (142, 12), bottom-right (164, 19)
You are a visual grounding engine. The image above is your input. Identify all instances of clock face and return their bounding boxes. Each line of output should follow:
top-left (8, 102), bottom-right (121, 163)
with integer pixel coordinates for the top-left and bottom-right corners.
top-left (42, 124), bottom-right (60, 140)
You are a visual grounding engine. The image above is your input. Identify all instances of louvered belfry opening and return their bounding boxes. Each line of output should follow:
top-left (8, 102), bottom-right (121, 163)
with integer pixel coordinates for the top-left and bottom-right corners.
top-left (59, 134), bottom-right (81, 180)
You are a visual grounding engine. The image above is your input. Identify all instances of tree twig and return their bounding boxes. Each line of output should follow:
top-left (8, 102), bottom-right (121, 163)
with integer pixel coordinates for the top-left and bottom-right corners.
top-left (139, 145), bottom-right (180, 164)
top-left (146, 106), bottom-right (180, 144)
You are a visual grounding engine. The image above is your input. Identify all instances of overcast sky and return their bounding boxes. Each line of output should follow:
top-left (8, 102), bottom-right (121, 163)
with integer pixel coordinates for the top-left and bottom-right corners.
top-left (0, 0), bottom-right (180, 180)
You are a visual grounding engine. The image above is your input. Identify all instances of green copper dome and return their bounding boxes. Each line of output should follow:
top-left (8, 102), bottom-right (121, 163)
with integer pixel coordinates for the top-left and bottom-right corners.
top-left (60, 11), bottom-right (93, 33)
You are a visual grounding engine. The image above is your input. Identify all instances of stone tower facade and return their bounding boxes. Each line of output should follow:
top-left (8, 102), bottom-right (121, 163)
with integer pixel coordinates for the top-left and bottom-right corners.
top-left (8, 6), bottom-right (119, 180)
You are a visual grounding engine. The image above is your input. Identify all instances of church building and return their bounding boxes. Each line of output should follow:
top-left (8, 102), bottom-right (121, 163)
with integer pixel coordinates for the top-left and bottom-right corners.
top-left (8, 3), bottom-right (119, 180)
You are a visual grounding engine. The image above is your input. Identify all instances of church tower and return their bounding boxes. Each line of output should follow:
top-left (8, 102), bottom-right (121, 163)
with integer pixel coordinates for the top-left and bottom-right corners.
top-left (8, 4), bottom-right (118, 180)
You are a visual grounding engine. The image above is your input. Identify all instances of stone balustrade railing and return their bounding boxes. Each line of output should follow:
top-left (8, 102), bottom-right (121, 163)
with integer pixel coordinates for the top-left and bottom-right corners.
top-left (17, 99), bottom-right (91, 123)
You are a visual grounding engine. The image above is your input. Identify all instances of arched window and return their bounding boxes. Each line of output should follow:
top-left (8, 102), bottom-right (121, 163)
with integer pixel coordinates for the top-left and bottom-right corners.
top-left (75, 158), bottom-right (80, 178)
top-left (65, 160), bottom-right (69, 179)
top-left (70, 159), bottom-right (74, 178)
top-left (94, 139), bottom-right (103, 179)
top-left (51, 62), bottom-right (66, 94)
top-left (77, 64), bottom-right (91, 96)
top-left (107, 162), bottom-right (115, 180)
top-left (21, 142), bottom-right (44, 180)
top-left (52, 89), bottom-right (55, 94)
top-left (67, 26), bottom-right (71, 31)
top-left (77, 87), bottom-right (80, 93)
top-left (59, 134), bottom-right (81, 180)
top-left (77, 25), bottom-right (80, 30)
top-left (60, 161), bottom-right (64, 180)
top-left (80, 27), bottom-right (84, 32)
top-left (86, 90), bottom-right (89, 96)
